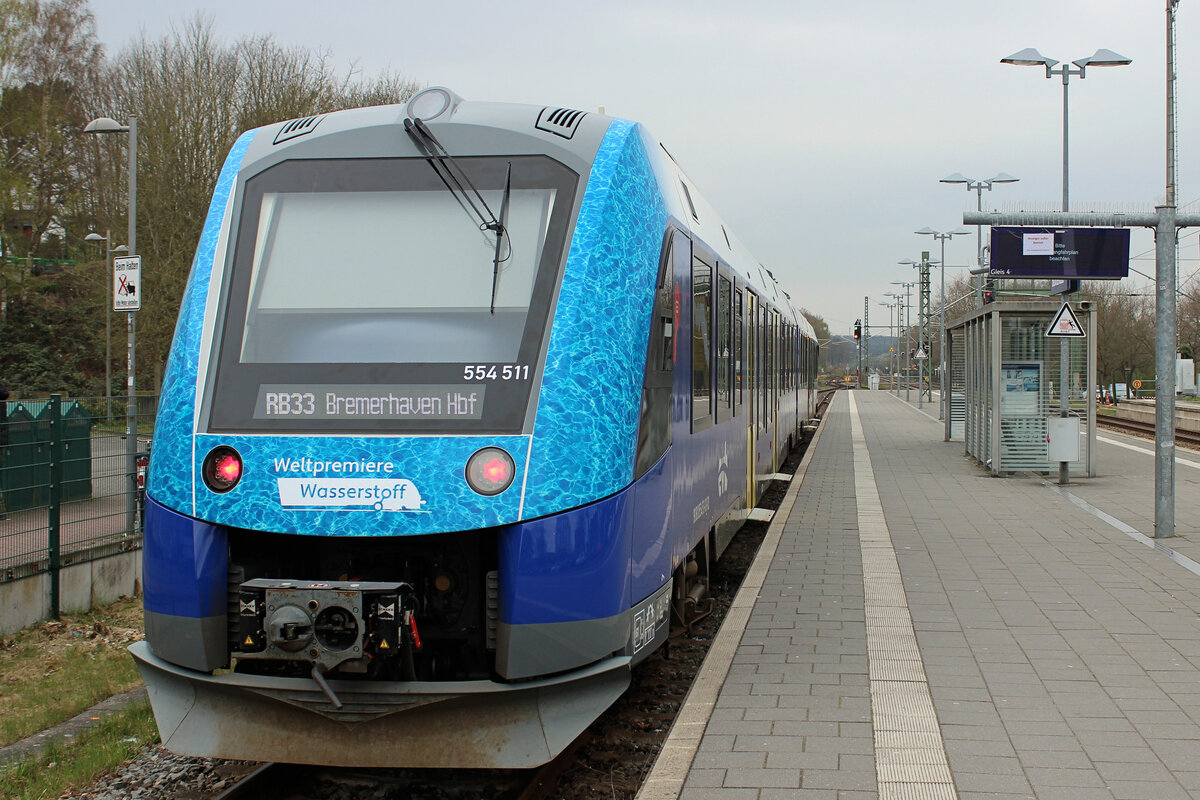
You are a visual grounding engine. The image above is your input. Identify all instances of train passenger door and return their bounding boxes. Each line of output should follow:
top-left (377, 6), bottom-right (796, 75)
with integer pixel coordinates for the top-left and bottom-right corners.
top-left (745, 290), bottom-right (758, 506)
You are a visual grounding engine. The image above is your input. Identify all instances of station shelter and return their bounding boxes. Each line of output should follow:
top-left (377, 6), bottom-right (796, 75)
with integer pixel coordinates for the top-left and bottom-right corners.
top-left (946, 300), bottom-right (1097, 477)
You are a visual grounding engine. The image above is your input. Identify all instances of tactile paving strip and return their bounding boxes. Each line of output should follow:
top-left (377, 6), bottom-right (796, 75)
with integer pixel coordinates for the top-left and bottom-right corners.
top-left (849, 393), bottom-right (958, 799)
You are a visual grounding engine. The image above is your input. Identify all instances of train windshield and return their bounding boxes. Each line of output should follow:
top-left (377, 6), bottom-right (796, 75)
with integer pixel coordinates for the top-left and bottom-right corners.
top-left (208, 155), bottom-right (578, 434)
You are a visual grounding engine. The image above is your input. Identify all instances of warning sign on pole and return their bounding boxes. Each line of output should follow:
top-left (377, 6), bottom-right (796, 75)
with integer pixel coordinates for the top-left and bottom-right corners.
top-left (1045, 303), bottom-right (1084, 338)
top-left (113, 255), bottom-right (141, 311)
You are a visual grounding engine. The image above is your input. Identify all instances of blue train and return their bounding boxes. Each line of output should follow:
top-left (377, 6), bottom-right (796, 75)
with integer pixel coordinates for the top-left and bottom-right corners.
top-left (131, 88), bottom-right (818, 768)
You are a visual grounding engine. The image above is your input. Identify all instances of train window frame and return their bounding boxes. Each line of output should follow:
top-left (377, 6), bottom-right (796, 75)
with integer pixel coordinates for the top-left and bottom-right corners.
top-left (690, 246), bottom-right (714, 432)
top-left (634, 228), bottom-right (681, 479)
top-left (206, 154), bottom-right (579, 435)
top-left (715, 268), bottom-right (733, 424)
top-left (733, 281), bottom-right (743, 414)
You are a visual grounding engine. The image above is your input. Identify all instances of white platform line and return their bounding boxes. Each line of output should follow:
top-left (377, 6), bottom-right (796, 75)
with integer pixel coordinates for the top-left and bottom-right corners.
top-left (849, 392), bottom-right (958, 800)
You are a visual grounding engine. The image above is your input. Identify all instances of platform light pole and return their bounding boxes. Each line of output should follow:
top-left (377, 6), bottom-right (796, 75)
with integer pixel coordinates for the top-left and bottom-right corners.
top-left (83, 232), bottom-right (128, 422)
top-left (84, 115), bottom-right (137, 534)
top-left (939, 173), bottom-right (1018, 303)
top-left (882, 295), bottom-right (900, 395)
top-left (1001, 47), bottom-right (1131, 214)
top-left (1001, 46), bottom-right (1131, 487)
top-left (916, 228), bottom-right (970, 421)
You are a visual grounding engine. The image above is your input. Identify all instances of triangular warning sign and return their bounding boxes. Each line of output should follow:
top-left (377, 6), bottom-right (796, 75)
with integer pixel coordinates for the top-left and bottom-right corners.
top-left (244, 636), bottom-right (255, 646)
top-left (1046, 303), bottom-right (1085, 338)
top-left (914, 348), bottom-right (927, 359)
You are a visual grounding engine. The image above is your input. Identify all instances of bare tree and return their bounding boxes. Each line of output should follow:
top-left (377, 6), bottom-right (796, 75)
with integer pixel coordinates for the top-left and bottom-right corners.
top-left (1179, 271), bottom-right (1200, 361)
top-left (1087, 281), bottom-right (1154, 392)
top-left (1, 0), bottom-right (102, 264)
top-left (82, 15), bottom-right (420, 382)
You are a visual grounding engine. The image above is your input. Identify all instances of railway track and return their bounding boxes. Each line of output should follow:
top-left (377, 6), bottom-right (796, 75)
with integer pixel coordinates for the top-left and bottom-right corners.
top-left (1096, 413), bottom-right (1200, 450)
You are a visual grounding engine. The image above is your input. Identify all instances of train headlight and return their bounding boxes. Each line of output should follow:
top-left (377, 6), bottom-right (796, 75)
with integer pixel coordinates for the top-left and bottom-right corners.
top-left (202, 446), bottom-right (243, 493)
top-left (465, 447), bottom-right (515, 496)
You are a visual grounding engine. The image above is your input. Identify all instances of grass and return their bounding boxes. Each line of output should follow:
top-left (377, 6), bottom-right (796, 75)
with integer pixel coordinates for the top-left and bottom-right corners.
top-left (0, 700), bottom-right (158, 800)
top-left (0, 596), bottom-right (145, 747)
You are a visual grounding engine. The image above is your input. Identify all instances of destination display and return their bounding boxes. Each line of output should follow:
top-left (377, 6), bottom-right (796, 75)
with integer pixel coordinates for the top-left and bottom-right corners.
top-left (989, 227), bottom-right (1130, 280)
top-left (254, 384), bottom-right (485, 420)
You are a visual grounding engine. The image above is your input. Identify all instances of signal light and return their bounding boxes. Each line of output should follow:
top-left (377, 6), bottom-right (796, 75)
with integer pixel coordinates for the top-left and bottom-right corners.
top-left (202, 446), bottom-right (243, 493)
top-left (465, 447), bottom-right (515, 496)
top-left (983, 280), bottom-right (996, 305)
top-left (853, 320), bottom-right (861, 340)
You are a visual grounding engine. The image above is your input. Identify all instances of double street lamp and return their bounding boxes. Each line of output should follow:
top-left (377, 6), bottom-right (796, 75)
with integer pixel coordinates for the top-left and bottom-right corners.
top-left (880, 296), bottom-right (900, 394)
top-left (1000, 47), bottom-right (1132, 212)
top-left (83, 231), bottom-right (128, 422)
top-left (890, 281), bottom-right (915, 402)
top-left (915, 227), bottom-right (969, 423)
top-left (84, 115), bottom-right (138, 534)
top-left (1001, 46), bottom-right (1130, 486)
top-left (939, 173), bottom-right (1019, 303)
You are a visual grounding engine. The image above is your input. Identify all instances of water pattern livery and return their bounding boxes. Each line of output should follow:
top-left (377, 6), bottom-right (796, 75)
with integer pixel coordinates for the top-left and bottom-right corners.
top-left (152, 131), bottom-right (255, 516)
top-left (524, 120), bottom-right (667, 518)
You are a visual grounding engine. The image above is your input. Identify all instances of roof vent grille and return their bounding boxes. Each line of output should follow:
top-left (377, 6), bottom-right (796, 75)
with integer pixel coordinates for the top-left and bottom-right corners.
top-left (273, 115), bottom-right (323, 145)
top-left (536, 107), bottom-right (586, 139)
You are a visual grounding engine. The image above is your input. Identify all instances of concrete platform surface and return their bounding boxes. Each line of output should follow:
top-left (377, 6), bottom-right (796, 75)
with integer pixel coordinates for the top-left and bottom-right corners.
top-left (640, 389), bottom-right (1200, 800)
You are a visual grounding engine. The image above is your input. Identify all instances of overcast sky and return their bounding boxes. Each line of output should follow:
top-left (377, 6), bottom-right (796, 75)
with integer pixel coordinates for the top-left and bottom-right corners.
top-left (90, 0), bottom-right (1196, 335)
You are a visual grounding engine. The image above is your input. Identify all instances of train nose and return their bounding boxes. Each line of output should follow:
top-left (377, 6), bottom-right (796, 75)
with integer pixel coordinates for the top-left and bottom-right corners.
top-left (266, 605), bottom-right (314, 652)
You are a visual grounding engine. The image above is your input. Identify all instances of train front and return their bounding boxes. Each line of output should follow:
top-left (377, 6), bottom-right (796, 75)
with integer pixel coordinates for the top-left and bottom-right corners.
top-left (132, 89), bottom-right (673, 768)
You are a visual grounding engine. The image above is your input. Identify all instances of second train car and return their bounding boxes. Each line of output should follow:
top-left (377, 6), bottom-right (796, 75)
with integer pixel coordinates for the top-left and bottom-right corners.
top-left (131, 87), bottom-right (818, 768)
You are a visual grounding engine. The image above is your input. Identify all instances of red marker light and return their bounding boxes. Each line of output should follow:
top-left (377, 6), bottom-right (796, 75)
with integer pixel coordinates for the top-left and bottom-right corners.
top-left (217, 454), bottom-right (241, 482)
top-left (465, 447), bottom-right (515, 496)
top-left (482, 457), bottom-right (509, 484)
top-left (202, 446), bottom-right (244, 493)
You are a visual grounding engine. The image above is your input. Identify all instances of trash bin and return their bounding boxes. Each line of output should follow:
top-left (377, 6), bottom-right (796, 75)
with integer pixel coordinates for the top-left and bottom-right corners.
top-left (28, 398), bottom-right (94, 504)
top-left (0, 402), bottom-right (46, 512)
top-left (60, 400), bottom-right (93, 502)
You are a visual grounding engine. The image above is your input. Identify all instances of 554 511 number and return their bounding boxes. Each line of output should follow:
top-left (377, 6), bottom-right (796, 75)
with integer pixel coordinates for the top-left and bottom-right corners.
top-left (463, 364), bottom-right (530, 381)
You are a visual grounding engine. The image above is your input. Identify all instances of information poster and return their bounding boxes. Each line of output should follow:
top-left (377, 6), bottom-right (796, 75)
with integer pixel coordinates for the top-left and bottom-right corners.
top-left (1000, 362), bottom-right (1041, 416)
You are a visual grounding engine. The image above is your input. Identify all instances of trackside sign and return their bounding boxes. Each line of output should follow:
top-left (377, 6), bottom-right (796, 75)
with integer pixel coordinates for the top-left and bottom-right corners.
top-left (113, 255), bottom-right (141, 311)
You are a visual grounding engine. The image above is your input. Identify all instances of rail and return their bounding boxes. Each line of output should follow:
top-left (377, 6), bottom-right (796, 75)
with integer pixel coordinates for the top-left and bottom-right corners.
top-left (1096, 413), bottom-right (1200, 450)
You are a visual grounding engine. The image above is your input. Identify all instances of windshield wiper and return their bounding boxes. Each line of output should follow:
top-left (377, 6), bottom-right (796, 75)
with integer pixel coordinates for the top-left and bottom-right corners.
top-left (404, 118), bottom-right (509, 314)
top-left (491, 162), bottom-right (512, 314)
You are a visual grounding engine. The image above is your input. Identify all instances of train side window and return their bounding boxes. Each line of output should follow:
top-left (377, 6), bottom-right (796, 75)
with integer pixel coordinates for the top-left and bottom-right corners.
top-left (692, 253), bottom-right (713, 427)
top-left (716, 273), bottom-right (732, 421)
top-left (734, 286), bottom-right (743, 412)
top-left (635, 229), bottom-right (681, 479)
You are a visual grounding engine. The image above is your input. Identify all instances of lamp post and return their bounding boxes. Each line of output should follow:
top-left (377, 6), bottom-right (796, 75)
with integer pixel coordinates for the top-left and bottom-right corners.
top-left (939, 173), bottom-right (1018, 303)
top-left (83, 232), bottom-right (128, 422)
top-left (916, 228), bottom-right (970, 422)
top-left (1001, 47), bottom-right (1131, 213)
top-left (882, 294), bottom-right (899, 395)
top-left (1001, 47), bottom-right (1130, 486)
top-left (84, 115), bottom-right (137, 534)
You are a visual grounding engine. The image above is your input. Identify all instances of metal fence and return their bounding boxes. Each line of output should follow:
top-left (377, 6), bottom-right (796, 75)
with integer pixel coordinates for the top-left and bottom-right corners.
top-left (0, 393), bottom-right (155, 616)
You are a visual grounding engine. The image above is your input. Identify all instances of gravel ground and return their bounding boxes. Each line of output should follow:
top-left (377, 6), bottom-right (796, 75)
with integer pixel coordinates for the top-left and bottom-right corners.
top-left (66, 748), bottom-right (257, 800)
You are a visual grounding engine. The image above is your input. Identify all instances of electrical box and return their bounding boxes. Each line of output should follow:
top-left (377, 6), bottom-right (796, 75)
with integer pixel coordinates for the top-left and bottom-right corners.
top-left (1047, 416), bottom-right (1080, 463)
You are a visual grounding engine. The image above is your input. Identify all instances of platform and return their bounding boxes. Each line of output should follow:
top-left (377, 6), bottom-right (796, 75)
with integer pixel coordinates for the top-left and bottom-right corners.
top-left (639, 389), bottom-right (1200, 800)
